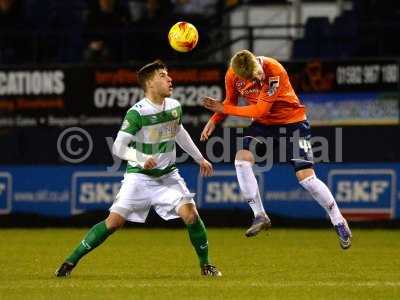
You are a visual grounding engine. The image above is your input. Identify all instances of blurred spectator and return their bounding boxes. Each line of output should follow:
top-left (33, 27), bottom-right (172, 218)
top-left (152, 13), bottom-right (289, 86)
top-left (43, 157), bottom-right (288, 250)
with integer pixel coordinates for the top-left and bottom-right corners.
top-left (86, 0), bottom-right (130, 31)
top-left (83, 40), bottom-right (112, 63)
top-left (84, 0), bottom-right (130, 62)
top-left (0, 0), bottom-right (27, 28)
top-left (126, 0), bottom-right (146, 23)
top-left (136, 0), bottom-right (172, 25)
top-left (0, 0), bottom-right (32, 63)
top-left (130, 0), bottom-right (173, 61)
top-left (225, 0), bottom-right (239, 7)
top-left (171, 0), bottom-right (217, 18)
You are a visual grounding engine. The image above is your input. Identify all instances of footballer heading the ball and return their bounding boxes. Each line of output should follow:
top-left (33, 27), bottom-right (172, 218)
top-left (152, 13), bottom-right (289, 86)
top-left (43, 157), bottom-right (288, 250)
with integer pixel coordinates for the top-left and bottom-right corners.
top-left (168, 21), bottom-right (199, 52)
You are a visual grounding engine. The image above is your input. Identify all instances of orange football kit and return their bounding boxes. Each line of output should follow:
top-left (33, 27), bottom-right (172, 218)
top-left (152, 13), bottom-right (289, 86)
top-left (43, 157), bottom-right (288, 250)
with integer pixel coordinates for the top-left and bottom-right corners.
top-left (205, 56), bottom-right (352, 248)
top-left (211, 56), bottom-right (306, 125)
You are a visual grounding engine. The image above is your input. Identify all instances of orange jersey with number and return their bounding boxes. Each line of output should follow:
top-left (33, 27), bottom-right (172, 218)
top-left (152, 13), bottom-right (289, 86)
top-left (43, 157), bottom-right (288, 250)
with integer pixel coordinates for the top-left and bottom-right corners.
top-left (211, 56), bottom-right (306, 125)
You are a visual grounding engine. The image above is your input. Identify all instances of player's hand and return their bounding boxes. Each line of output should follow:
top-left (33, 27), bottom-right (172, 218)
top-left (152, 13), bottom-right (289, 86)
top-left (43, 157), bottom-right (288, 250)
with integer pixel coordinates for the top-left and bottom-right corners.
top-left (143, 157), bottom-right (157, 169)
top-left (200, 120), bottom-right (216, 141)
top-left (203, 97), bottom-right (224, 113)
top-left (198, 159), bottom-right (213, 177)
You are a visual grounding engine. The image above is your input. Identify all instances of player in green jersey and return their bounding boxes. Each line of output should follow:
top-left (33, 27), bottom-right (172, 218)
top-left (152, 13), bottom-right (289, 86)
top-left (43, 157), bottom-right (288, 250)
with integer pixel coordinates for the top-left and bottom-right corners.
top-left (55, 60), bottom-right (221, 277)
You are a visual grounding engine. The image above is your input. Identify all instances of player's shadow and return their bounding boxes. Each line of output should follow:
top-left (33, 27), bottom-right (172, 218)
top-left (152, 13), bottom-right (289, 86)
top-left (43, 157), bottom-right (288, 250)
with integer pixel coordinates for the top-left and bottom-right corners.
top-left (62, 274), bottom-right (194, 280)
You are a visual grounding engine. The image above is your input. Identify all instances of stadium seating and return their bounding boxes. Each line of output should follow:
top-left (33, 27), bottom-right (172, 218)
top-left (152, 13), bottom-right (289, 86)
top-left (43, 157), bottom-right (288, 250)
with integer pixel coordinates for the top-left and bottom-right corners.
top-left (292, 1), bottom-right (400, 59)
top-left (1, 0), bottom-right (400, 63)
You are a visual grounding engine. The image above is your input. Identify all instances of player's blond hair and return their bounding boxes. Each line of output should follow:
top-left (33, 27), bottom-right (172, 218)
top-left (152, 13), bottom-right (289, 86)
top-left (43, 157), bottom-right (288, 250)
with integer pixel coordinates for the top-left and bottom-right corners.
top-left (230, 50), bottom-right (258, 79)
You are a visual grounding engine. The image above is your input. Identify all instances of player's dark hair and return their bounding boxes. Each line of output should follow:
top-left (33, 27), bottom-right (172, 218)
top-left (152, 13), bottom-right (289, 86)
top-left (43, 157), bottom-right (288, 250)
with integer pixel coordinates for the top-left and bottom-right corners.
top-left (137, 59), bottom-right (167, 91)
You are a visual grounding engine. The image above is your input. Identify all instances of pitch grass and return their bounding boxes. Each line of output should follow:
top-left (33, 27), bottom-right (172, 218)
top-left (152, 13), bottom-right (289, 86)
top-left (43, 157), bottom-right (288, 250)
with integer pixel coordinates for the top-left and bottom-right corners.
top-left (0, 228), bottom-right (399, 300)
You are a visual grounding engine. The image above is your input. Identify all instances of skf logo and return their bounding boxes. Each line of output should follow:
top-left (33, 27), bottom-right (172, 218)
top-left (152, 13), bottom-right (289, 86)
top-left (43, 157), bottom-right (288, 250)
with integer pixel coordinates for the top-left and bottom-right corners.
top-left (0, 173), bottom-right (12, 214)
top-left (335, 180), bottom-right (389, 202)
top-left (328, 169), bottom-right (396, 220)
top-left (205, 182), bottom-right (242, 203)
top-left (197, 170), bottom-right (263, 207)
top-left (79, 182), bottom-right (121, 204)
top-left (71, 172), bottom-right (123, 214)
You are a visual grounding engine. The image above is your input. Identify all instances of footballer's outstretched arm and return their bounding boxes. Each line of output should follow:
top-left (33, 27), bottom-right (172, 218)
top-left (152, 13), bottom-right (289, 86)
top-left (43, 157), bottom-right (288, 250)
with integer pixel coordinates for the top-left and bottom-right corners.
top-left (203, 96), bottom-right (274, 119)
top-left (223, 99), bottom-right (273, 119)
top-left (176, 125), bottom-right (204, 162)
top-left (204, 79), bottom-right (277, 119)
top-left (209, 69), bottom-right (239, 124)
top-left (201, 69), bottom-right (239, 141)
top-left (176, 125), bottom-right (213, 176)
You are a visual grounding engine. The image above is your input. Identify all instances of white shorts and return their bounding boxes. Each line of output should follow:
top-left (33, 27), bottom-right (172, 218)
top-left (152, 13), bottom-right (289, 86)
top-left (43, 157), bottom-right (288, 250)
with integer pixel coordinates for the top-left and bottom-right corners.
top-left (109, 170), bottom-right (195, 223)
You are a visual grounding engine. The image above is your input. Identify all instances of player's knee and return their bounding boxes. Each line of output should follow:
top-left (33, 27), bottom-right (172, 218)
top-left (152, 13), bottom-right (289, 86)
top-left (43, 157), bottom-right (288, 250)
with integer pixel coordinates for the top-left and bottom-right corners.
top-left (235, 150), bottom-right (254, 164)
top-left (105, 213), bottom-right (125, 231)
top-left (296, 168), bottom-right (315, 182)
top-left (242, 189), bottom-right (258, 200)
top-left (298, 169), bottom-right (318, 194)
top-left (189, 214), bottom-right (199, 225)
top-left (178, 202), bottom-right (199, 225)
top-left (182, 210), bottom-right (199, 225)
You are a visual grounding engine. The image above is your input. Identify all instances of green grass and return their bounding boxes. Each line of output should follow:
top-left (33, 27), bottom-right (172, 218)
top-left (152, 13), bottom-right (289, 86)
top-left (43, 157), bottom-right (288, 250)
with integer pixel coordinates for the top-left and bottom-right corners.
top-left (0, 228), bottom-right (399, 300)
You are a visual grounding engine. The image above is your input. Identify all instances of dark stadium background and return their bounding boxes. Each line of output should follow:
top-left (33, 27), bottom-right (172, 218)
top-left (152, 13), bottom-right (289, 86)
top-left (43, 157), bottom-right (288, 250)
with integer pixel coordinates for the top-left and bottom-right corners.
top-left (1, 2), bottom-right (400, 300)
top-left (1, 0), bottom-right (399, 227)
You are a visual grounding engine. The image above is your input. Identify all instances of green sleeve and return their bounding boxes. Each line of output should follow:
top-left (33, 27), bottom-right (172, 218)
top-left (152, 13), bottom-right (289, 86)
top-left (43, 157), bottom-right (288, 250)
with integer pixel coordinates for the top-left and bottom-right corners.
top-left (177, 105), bottom-right (182, 125)
top-left (120, 109), bottom-right (142, 135)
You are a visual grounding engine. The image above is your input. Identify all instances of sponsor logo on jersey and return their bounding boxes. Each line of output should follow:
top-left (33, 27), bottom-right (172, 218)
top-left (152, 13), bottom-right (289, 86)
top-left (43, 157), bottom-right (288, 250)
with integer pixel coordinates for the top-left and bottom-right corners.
top-left (241, 88), bottom-right (259, 96)
top-left (235, 80), bottom-right (245, 89)
top-left (150, 115), bottom-right (158, 124)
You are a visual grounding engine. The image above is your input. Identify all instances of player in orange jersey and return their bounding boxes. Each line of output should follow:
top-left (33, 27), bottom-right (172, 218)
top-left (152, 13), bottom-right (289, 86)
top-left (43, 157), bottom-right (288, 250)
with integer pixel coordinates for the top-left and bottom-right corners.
top-left (201, 50), bottom-right (352, 249)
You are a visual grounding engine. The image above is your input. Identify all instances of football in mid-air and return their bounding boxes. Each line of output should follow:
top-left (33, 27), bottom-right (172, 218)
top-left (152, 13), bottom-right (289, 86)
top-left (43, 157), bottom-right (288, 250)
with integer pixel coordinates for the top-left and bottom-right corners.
top-left (168, 22), bottom-right (199, 52)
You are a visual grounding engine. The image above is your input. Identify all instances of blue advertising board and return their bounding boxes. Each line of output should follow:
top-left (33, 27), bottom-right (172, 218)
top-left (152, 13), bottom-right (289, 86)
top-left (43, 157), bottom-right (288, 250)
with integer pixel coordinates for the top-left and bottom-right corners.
top-left (71, 171), bottom-right (123, 215)
top-left (0, 172), bottom-right (12, 214)
top-left (302, 92), bottom-right (399, 126)
top-left (327, 169), bottom-right (396, 220)
top-left (0, 163), bottom-right (399, 221)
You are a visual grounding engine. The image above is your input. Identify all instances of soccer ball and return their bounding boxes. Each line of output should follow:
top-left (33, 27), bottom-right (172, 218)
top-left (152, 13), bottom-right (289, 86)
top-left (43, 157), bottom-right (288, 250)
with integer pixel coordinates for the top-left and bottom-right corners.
top-left (168, 22), bottom-right (199, 52)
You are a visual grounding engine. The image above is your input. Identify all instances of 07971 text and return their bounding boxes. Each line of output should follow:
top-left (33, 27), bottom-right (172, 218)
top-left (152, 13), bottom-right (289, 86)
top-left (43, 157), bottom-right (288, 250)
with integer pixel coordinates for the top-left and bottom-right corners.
top-left (93, 85), bottom-right (223, 108)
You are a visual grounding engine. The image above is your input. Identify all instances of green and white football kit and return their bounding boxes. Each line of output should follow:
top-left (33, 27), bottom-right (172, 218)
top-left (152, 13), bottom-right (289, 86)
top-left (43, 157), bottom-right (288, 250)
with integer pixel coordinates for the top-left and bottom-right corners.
top-left (110, 97), bottom-right (203, 222)
top-left (56, 83), bottom-right (221, 277)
